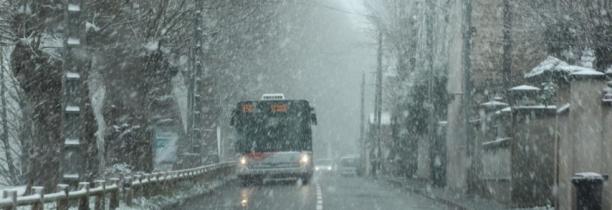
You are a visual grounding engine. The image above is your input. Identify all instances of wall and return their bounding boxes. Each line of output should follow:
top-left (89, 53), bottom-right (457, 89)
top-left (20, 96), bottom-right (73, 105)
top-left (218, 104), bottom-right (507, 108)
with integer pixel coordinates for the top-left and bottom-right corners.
top-left (556, 111), bottom-right (572, 210)
top-left (569, 78), bottom-right (606, 173)
top-left (511, 108), bottom-right (556, 207)
top-left (557, 75), bottom-right (608, 210)
top-left (445, 0), bottom-right (468, 192)
top-left (604, 104), bottom-right (612, 209)
top-left (481, 142), bottom-right (512, 204)
top-left (416, 136), bottom-right (431, 179)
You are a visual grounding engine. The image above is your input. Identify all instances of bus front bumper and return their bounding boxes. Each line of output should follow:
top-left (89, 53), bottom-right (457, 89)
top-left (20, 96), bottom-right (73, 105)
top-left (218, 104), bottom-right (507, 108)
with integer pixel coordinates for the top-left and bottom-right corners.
top-left (238, 167), bottom-right (312, 178)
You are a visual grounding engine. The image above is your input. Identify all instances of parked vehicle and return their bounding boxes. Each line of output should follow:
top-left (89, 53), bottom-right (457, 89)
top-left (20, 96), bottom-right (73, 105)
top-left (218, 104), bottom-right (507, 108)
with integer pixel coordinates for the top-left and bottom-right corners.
top-left (315, 159), bottom-right (333, 173)
top-left (337, 156), bottom-right (358, 176)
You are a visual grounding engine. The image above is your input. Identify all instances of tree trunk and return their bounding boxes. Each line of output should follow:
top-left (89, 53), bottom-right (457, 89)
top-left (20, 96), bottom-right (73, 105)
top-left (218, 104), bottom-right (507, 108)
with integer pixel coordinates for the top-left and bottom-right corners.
top-left (81, 60), bottom-right (99, 181)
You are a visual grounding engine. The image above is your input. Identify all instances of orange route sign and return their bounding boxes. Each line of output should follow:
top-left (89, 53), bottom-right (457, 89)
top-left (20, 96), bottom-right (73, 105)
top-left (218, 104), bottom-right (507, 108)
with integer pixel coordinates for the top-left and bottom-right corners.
top-left (241, 103), bottom-right (254, 113)
top-left (271, 103), bottom-right (288, 112)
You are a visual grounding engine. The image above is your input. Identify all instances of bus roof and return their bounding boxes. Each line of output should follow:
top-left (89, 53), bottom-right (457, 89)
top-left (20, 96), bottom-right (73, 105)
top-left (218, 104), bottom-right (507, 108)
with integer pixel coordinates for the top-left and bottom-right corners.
top-left (261, 93), bottom-right (285, 100)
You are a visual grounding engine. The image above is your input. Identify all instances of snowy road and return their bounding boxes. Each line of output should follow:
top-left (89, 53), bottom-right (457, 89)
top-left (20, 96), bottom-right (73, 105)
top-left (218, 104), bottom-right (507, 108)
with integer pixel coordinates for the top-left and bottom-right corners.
top-left (177, 173), bottom-right (448, 210)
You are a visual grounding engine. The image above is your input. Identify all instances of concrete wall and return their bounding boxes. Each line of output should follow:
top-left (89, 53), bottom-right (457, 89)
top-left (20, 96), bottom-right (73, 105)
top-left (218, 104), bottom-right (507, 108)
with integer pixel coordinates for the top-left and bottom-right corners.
top-left (416, 136), bottom-right (431, 179)
top-left (604, 105), bottom-right (612, 209)
top-left (569, 79), bottom-right (606, 173)
top-left (511, 108), bottom-right (556, 207)
top-left (557, 76), bottom-right (608, 210)
top-left (481, 144), bottom-right (512, 204)
top-left (445, 0), bottom-right (468, 192)
top-left (556, 112), bottom-right (573, 210)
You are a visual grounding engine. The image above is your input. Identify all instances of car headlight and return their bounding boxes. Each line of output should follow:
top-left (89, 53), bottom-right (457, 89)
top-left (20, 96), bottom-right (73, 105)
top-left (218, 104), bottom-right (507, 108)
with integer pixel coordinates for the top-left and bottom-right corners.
top-left (300, 154), bottom-right (310, 164)
top-left (240, 156), bottom-right (247, 165)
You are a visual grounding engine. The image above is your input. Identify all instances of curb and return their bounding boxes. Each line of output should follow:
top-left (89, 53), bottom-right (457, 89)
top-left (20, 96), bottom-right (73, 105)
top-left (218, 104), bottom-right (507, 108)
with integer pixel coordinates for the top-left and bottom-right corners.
top-left (383, 177), bottom-right (468, 210)
top-left (160, 176), bottom-right (237, 209)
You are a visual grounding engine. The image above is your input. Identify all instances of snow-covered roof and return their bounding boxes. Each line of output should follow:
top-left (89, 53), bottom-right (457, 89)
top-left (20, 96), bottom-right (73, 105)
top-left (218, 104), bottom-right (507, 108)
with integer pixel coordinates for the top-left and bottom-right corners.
top-left (557, 103), bottom-right (570, 114)
top-left (66, 72), bottom-right (80, 79)
top-left (510, 85), bottom-right (540, 92)
top-left (525, 56), bottom-right (595, 78)
top-left (65, 138), bottom-right (80, 145)
top-left (570, 69), bottom-right (605, 77)
top-left (67, 37), bottom-right (80, 46)
top-left (494, 107), bottom-right (512, 115)
top-left (606, 67), bottom-right (612, 75)
top-left (63, 174), bottom-right (80, 179)
top-left (481, 100), bottom-right (509, 108)
top-left (482, 137), bottom-right (511, 148)
top-left (65, 106), bottom-right (80, 112)
top-left (514, 105), bottom-right (557, 110)
top-left (369, 112), bottom-right (391, 125)
top-left (573, 172), bottom-right (608, 181)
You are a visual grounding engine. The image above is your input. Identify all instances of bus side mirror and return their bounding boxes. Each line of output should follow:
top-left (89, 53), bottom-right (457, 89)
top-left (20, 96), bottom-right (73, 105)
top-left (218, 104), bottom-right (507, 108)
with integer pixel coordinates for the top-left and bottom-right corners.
top-left (230, 109), bottom-right (238, 126)
top-left (310, 106), bottom-right (317, 125)
top-left (311, 113), bottom-right (317, 125)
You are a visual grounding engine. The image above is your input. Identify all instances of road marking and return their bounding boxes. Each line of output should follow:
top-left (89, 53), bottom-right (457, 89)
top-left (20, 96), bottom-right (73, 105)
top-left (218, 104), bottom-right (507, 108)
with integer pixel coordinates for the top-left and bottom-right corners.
top-left (316, 184), bottom-right (323, 210)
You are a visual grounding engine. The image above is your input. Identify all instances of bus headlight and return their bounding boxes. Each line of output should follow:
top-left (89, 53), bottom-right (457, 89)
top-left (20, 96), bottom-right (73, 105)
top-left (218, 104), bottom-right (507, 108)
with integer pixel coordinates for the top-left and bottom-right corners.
top-left (300, 154), bottom-right (310, 165)
top-left (240, 156), bottom-right (247, 165)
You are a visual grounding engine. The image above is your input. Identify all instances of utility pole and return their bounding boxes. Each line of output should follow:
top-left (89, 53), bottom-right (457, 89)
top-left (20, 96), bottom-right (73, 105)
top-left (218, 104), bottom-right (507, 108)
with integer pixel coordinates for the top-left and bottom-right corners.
top-left (359, 73), bottom-right (366, 175)
top-left (426, 0), bottom-right (436, 148)
top-left (502, 0), bottom-right (513, 94)
top-left (373, 31), bottom-right (383, 177)
top-left (183, 0), bottom-right (205, 168)
top-left (61, 0), bottom-right (88, 184)
top-left (463, 0), bottom-right (474, 191)
top-left (198, 6), bottom-right (219, 165)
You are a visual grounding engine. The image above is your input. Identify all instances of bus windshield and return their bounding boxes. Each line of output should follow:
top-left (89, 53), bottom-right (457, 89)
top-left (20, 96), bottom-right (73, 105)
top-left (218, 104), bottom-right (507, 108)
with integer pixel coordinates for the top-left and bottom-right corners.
top-left (233, 101), bottom-right (313, 153)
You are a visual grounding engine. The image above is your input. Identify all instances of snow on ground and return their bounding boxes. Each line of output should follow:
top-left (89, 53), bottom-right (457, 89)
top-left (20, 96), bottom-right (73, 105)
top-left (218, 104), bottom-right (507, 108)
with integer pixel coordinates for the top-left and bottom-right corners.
top-left (119, 175), bottom-right (235, 210)
top-left (3, 175), bottom-right (234, 210)
top-left (0, 185), bottom-right (26, 196)
top-left (512, 207), bottom-right (554, 210)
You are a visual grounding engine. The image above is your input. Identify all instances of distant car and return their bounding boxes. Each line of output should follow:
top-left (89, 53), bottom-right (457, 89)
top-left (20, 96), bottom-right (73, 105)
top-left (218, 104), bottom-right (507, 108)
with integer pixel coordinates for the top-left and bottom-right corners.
top-left (337, 156), bottom-right (358, 176)
top-left (315, 159), bottom-right (333, 173)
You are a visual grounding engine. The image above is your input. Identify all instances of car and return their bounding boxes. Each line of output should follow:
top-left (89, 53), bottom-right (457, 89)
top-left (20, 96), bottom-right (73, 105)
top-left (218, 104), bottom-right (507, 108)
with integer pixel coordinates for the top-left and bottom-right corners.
top-left (337, 156), bottom-right (358, 176)
top-left (315, 159), bottom-right (333, 173)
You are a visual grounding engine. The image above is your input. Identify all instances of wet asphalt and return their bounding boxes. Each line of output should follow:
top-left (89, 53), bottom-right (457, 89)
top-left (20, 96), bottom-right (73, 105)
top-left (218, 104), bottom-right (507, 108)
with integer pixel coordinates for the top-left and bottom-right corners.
top-left (178, 172), bottom-right (448, 210)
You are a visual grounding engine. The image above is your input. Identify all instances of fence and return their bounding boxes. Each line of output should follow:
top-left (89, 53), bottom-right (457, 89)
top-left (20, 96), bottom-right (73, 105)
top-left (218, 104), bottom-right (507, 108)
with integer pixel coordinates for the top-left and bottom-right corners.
top-left (0, 162), bottom-right (236, 210)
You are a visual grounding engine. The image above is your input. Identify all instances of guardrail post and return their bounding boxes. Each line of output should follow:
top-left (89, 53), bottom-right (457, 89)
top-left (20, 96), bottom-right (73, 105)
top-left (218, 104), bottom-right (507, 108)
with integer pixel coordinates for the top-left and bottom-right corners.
top-left (168, 172), bottom-right (176, 190)
top-left (158, 172), bottom-right (168, 192)
top-left (31, 186), bottom-right (44, 210)
top-left (124, 177), bottom-right (133, 206)
top-left (109, 178), bottom-right (119, 210)
top-left (3, 190), bottom-right (16, 210)
top-left (78, 182), bottom-right (90, 210)
top-left (56, 184), bottom-right (69, 210)
top-left (143, 174), bottom-right (152, 198)
top-left (94, 180), bottom-right (105, 210)
top-left (134, 174), bottom-right (142, 198)
top-left (148, 173), bottom-right (160, 197)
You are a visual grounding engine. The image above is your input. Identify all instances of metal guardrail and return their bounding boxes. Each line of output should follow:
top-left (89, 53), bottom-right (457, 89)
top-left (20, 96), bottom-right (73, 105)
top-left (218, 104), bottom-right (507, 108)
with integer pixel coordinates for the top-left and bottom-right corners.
top-left (0, 162), bottom-right (236, 210)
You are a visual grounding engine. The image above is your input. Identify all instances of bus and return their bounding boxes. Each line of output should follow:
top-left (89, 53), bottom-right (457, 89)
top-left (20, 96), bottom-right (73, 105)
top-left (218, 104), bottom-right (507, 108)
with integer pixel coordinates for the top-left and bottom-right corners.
top-left (230, 94), bottom-right (317, 185)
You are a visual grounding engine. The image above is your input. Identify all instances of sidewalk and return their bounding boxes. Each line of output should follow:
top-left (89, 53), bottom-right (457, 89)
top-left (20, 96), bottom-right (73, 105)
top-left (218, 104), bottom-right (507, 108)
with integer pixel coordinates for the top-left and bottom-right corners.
top-left (381, 176), bottom-right (552, 210)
